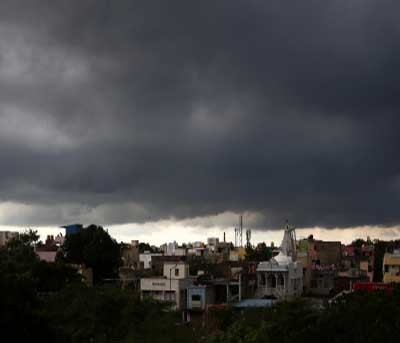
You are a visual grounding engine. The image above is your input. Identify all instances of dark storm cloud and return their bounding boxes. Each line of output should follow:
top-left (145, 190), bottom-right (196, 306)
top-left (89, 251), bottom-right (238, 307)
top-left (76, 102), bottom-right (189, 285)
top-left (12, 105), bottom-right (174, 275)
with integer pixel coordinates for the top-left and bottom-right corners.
top-left (0, 0), bottom-right (399, 228)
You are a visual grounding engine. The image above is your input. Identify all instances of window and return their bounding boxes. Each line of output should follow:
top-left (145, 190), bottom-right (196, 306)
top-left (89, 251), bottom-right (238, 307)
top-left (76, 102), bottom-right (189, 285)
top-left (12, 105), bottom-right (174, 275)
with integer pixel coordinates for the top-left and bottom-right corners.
top-left (384, 265), bottom-right (389, 273)
top-left (175, 268), bottom-right (179, 276)
top-left (192, 294), bottom-right (202, 308)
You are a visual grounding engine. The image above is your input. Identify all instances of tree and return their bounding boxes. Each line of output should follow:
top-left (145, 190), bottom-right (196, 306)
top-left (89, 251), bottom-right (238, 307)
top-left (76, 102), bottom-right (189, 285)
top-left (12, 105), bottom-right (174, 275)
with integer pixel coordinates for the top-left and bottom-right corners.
top-left (59, 225), bottom-right (121, 283)
top-left (43, 284), bottom-right (193, 343)
top-left (351, 238), bottom-right (368, 248)
top-left (209, 291), bottom-right (400, 343)
top-left (4, 230), bottom-right (39, 268)
top-left (139, 242), bottom-right (158, 253)
top-left (0, 230), bottom-right (52, 340)
top-left (245, 243), bottom-right (272, 262)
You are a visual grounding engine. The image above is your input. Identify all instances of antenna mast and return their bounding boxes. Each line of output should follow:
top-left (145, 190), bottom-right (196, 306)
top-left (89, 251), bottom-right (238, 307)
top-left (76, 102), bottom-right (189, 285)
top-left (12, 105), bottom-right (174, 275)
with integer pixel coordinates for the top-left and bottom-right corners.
top-left (235, 215), bottom-right (244, 248)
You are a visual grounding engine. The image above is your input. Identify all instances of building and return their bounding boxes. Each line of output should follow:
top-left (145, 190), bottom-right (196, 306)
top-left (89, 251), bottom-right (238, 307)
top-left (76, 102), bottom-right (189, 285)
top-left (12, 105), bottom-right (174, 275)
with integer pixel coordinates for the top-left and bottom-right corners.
top-left (140, 262), bottom-right (193, 310)
top-left (119, 241), bottom-right (142, 288)
top-left (187, 247), bottom-right (209, 257)
top-left (54, 233), bottom-right (65, 246)
top-left (256, 225), bottom-right (303, 299)
top-left (340, 243), bottom-right (374, 283)
top-left (383, 249), bottom-right (400, 283)
top-left (193, 241), bottom-right (205, 248)
top-left (297, 236), bottom-right (341, 295)
top-left (121, 241), bottom-right (141, 269)
top-left (229, 247), bottom-right (246, 261)
top-left (150, 255), bottom-right (187, 275)
top-left (207, 237), bottom-right (219, 253)
top-left (0, 231), bottom-right (18, 246)
top-left (139, 252), bottom-right (163, 269)
top-left (187, 285), bottom-right (216, 311)
top-left (36, 251), bottom-right (57, 263)
top-left (160, 241), bottom-right (187, 256)
top-left (186, 284), bottom-right (216, 323)
top-left (35, 235), bottom-right (59, 263)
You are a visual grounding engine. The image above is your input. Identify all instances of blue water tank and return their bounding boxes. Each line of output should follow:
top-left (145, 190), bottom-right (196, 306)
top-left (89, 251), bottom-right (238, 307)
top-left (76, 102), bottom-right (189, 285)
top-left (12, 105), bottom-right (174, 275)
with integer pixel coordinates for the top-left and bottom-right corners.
top-left (61, 224), bottom-right (83, 235)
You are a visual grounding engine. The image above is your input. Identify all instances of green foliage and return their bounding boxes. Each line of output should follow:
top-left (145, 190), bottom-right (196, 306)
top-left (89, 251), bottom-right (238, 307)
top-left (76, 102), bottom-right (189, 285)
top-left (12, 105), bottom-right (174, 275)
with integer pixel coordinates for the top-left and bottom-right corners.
top-left (33, 261), bottom-right (81, 292)
top-left (43, 284), bottom-right (194, 343)
top-left (60, 224), bottom-right (121, 282)
top-left (245, 243), bottom-right (272, 262)
top-left (351, 237), bottom-right (372, 248)
top-left (188, 255), bottom-right (220, 277)
top-left (0, 230), bottom-right (79, 341)
top-left (3, 230), bottom-right (39, 268)
top-left (209, 292), bottom-right (400, 343)
top-left (139, 242), bottom-right (159, 253)
top-left (0, 230), bottom-right (195, 343)
top-left (207, 306), bottom-right (238, 332)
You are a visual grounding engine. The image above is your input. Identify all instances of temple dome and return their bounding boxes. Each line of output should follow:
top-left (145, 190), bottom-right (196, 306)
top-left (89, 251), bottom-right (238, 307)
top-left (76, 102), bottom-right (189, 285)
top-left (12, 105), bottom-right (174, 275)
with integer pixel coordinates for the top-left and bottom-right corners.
top-left (273, 251), bottom-right (293, 266)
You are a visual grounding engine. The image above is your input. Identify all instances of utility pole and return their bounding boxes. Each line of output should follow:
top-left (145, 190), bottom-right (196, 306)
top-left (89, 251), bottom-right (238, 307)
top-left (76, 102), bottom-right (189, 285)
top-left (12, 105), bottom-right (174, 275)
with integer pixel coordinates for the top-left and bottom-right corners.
top-left (169, 263), bottom-right (178, 309)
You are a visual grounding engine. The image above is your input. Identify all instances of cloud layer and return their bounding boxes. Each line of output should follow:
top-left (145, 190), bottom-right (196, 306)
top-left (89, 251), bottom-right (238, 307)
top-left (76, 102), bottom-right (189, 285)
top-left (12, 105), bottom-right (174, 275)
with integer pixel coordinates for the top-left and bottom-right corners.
top-left (0, 1), bottom-right (399, 229)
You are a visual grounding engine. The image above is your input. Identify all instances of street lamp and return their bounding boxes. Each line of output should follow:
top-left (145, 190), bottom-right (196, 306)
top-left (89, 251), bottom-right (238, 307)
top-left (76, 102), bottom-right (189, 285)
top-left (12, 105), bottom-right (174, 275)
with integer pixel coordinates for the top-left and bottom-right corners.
top-left (169, 263), bottom-right (178, 308)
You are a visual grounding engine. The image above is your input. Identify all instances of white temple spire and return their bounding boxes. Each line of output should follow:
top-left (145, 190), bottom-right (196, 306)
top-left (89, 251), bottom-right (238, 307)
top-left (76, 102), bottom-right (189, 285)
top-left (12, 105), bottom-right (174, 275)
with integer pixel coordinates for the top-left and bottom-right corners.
top-left (280, 222), bottom-right (296, 260)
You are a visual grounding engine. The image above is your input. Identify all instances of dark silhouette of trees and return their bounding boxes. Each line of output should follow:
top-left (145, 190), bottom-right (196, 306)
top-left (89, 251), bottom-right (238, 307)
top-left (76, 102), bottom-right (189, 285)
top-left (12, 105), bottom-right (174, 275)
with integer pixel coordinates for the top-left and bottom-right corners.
top-left (245, 243), bottom-right (272, 262)
top-left (210, 289), bottom-right (400, 343)
top-left (139, 242), bottom-right (159, 253)
top-left (59, 224), bottom-right (121, 283)
top-left (0, 230), bottom-right (79, 341)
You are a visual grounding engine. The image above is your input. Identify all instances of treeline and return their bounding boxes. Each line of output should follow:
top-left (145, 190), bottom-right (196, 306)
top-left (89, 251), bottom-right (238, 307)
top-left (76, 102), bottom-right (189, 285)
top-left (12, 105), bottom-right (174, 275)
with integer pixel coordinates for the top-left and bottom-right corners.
top-left (0, 229), bottom-right (192, 342)
top-left (208, 289), bottom-right (400, 343)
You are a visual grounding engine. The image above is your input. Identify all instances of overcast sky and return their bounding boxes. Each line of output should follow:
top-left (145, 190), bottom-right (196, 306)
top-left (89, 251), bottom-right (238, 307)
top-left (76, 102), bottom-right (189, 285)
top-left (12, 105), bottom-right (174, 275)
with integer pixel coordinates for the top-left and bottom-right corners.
top-left (0, 1), bottom-right (399, 243)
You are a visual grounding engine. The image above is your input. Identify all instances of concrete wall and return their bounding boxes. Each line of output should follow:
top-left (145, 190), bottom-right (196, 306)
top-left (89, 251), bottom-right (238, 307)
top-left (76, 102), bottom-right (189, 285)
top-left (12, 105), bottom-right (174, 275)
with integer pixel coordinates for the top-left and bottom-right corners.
top-left (163, 263), bottom-right (189, 279)
top-left (139, 253), bottom-right (162, 269)
top-left (121, 244), bottom-right (140, 268)
top-left (312, 241), bottom-right (341, 266)
top-left (140, 277), bottom-right (193, 309)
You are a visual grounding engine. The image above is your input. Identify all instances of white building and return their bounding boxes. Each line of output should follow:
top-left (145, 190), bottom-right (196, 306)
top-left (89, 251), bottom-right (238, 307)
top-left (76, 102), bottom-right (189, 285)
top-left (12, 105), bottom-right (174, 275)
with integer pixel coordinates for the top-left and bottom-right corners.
top-left (256, 225), bottom-right (303, 299)
top-left (140, 262), bottom-right (193, 310)
top-left (139, 252), bottom-right (162, 269)
top-left (161, 241), bottom-right (187, 256)
top-left (193, 241), bottom-right (204, 248)
top-left (207, 237), bottom-right (219, 246)
top-left (187, 247), bottom-right (209, 257)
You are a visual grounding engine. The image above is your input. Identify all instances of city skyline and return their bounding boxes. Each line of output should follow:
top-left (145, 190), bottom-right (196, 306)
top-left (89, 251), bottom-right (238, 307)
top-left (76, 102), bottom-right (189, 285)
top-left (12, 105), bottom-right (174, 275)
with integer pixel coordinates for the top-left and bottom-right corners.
top-left (2, 220), bottom-right (400, 247)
